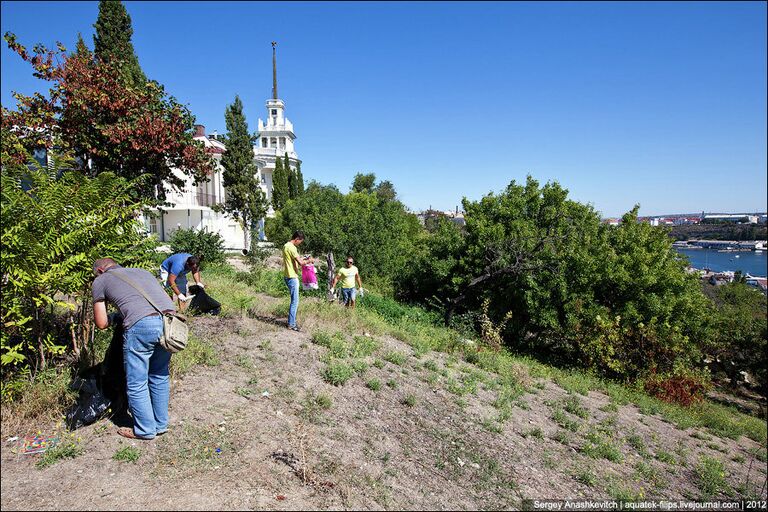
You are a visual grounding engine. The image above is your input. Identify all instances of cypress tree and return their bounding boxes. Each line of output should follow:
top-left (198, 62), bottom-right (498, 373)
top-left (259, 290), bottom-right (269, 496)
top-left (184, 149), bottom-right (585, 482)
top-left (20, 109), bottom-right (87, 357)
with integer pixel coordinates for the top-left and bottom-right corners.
top-left (283, 153), bottom-right (296, 200)
top-left (287, 160), bottom-right (297, 200)
top-left (296, 161), bottom-right (304, 196)
top-left (272, 154), bottom-right (289, 210)
top-left (93, 0), bottom-right (146, 84)
top-left (221, 95), bottom-right (267, 248)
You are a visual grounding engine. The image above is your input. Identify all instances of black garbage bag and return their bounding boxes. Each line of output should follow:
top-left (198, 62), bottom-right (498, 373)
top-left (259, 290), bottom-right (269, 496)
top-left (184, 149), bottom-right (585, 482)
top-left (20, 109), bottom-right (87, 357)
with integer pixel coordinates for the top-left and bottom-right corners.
top-left (65, 321), bottom-right (127, 430)
top-left (188, 284), bottom-right (221, 315)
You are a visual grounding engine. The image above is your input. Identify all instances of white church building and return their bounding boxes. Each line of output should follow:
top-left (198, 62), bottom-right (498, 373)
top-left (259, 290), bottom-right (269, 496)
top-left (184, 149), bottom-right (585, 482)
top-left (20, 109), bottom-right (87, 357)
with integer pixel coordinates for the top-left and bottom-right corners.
top-left (146, 43), bottom-right (300, 251)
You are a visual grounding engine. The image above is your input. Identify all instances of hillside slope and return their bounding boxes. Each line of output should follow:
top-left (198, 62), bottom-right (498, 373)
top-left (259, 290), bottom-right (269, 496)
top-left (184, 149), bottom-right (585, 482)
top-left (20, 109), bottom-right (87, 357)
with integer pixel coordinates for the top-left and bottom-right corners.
top-left (1, 268), bottom-right (766, 510)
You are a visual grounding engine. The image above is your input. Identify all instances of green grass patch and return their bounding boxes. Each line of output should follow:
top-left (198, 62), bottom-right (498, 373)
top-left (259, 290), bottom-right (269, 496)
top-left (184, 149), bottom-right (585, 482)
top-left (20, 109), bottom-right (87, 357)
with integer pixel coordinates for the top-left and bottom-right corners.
top-left (235, 354), bottom-right (253, 369)
top-left (706, 442), bottom-right (727, 453)
top-left (351, 335), bottom-right (381, 358)
top-left (403, 394), bottom-right (417, 407)
top-left (156, 422), bottom-right (233, 471)
top-left (562, 395), bottom-right (590, 419)
top-left (113, 446), bottom-right (141, 463)
top-left (300, 392), bottom-right (333, 423)
top-left (366, 379), bottom-right (382, 391)
top-left (383, 350), bottom-right (407, 366)
top-left (748, 446), bottom-right (767, 463)
top-left (694, 455), bottom-right (730, 499)
top-left (321, 362), bottom-right (355, 386)
top-left (606, 477), bottom-right (643, 501)
top-left (635, 460), bottom-right (666, 489)
top-left (170, 332), bottom-right (220, 379)
top-left (626, 432), bottom-right (650, 458)
top-left (574, 468), bottom-right (597, 487)
top-left (481, 417), bottom-right (504, 434)
top-left (553, 371), bottom-right (592, 396)
top-left (36, 438), bottom-right (83, 469)
top-left (581, 430), bottom-right (623, 463)
top-left (235, 387), bottom-right (254, 397)
top-left (552, 409), bottom-right (580, 432)
top-left (351, 359), bottom-right (369, 375)
top-left (521, 427), bottom-right (544, 440)
top-left (552, 430), bottom-right (572, 445)
top-left (691, 431), bottom-right (713, 441)
top-left (655, 449), bottom-right (676, 465)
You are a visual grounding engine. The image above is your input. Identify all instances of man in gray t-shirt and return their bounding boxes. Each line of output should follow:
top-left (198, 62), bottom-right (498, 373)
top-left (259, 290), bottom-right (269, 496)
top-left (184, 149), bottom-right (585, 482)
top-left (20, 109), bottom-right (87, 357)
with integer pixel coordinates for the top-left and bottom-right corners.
top-left (92, 258), bottom-right (176, 441)
top-left (92, 265), bottom-right (175, 329)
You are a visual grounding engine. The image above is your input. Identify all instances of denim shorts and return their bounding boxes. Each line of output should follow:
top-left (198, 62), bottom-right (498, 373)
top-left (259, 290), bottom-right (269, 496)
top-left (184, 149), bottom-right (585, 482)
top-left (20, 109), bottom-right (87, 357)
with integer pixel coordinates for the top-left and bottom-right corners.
top-left (341, 287), bottom-right (357, 304)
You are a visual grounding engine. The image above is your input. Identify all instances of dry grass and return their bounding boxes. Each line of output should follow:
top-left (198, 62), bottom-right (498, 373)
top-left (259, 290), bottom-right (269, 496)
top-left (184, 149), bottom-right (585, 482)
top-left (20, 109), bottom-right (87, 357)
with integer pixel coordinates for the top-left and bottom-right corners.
top-left (1, 367), bottom-right (76, 437)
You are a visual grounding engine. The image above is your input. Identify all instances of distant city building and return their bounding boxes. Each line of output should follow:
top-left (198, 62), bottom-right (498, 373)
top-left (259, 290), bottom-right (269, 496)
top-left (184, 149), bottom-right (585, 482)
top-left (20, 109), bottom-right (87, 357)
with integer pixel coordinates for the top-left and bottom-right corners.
top-left (417, 208), bottom-right (466, 227)
top-left (746, 277), bottom-right (767, 294)
top-left (703, 214), bottom-right (758, 224)
top-left (673, 217), bottom-right (701, 226)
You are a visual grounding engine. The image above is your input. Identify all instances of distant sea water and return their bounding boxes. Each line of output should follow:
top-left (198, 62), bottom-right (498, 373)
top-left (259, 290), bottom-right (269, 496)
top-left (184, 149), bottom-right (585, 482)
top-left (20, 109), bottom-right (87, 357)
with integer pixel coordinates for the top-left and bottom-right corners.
top-left (676, 248), bottom-right (767, 277)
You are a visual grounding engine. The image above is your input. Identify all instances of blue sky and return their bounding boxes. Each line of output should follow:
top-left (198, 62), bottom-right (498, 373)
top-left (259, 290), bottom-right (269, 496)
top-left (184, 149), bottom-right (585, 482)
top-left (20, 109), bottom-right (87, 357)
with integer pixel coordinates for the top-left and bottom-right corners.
top-left (2, 1), bottom-right (766, 217)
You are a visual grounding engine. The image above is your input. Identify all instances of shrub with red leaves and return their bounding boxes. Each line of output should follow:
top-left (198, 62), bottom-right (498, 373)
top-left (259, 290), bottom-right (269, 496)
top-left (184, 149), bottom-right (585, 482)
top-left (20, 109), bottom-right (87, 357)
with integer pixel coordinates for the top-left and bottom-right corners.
top-left (2, 32), bottom-right (214, 199)
top-left (644, 373), bottom-right (708, 406)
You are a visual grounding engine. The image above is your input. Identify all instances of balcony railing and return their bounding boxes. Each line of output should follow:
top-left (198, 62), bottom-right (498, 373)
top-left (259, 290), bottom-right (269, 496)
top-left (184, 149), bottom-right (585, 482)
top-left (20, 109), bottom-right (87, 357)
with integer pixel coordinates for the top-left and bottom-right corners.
top-left (164, 190), bottom-right (219, 208)
top-left (255, 147), bottom-right (298, 158)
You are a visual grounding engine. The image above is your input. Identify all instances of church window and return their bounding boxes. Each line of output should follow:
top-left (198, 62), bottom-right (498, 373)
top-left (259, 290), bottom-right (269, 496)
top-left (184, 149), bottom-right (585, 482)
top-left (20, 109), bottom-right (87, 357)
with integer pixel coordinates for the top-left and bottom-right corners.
top-left (270, 137), bottom-right (277, 147)
top-left (279, 137), bottom-right (285, 148)
top-left (262, 138), bottom-right (268, 148)
top-left (271, 109), bottom-right (277, 115)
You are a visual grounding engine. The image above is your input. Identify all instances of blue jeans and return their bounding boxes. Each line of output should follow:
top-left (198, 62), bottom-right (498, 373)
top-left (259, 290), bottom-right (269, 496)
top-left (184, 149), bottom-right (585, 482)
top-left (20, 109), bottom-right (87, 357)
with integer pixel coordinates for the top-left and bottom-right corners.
top-left (123, 315), bottom-right (171, 439)
top-left (284, 277), bottom-right (299, 327)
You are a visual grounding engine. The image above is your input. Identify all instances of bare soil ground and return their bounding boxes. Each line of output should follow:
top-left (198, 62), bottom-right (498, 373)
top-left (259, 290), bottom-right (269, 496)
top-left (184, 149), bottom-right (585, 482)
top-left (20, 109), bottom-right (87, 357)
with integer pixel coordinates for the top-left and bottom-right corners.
top-left (2, 294), bottom-right (766, 511)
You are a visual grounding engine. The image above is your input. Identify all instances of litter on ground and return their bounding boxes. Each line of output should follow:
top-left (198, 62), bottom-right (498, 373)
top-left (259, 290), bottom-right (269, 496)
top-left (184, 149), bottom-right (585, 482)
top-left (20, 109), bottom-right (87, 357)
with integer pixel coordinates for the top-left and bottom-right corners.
top-left (21, 435), bottom-right (59, 455)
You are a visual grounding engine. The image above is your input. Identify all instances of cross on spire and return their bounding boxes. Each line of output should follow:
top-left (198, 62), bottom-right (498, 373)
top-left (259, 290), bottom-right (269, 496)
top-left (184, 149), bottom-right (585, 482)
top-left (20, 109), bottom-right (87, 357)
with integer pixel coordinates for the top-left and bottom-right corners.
top-left (271, 41), bottom-right (278, 100)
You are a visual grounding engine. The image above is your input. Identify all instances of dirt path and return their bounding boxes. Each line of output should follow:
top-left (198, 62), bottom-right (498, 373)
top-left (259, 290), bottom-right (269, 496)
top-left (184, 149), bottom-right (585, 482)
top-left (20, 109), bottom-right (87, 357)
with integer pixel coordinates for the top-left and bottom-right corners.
top-left (2, 296), bottom-right (766, 510)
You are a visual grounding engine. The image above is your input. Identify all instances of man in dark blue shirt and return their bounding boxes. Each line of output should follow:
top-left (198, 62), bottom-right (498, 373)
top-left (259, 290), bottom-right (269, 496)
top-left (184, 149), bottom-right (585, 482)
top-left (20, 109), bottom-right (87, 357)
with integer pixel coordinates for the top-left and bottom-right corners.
top-left (160, 253), bottom-right (202, 309)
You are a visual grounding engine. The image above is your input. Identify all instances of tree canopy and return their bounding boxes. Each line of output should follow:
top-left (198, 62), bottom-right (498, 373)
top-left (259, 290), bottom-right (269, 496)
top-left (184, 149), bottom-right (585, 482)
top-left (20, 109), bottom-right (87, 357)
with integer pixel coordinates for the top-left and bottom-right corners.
top-left (266, 180), bottom-right (422, 287)
top-left (402, 176), bottom-right (711, 381)
top-left (352, 172), bottom-right (376, 193)
top-left (2, 30), bottom-right (214, 199)
top-left (93, 0), bottom-right (146, 85)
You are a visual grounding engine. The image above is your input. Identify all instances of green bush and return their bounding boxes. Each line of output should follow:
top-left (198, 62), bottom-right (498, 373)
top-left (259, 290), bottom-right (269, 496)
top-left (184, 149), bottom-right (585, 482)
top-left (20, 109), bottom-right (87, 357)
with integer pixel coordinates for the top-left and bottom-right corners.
top-left (168, 227), bottom-right (225, 266)
top-left (265, 181), bottom-right (423, 287)
top-left (1, 157), bottom-right (156, 384)
top-left (705, 282), bottom-right (767, 393)
top-left (402, 176), bottom-right (711, 383)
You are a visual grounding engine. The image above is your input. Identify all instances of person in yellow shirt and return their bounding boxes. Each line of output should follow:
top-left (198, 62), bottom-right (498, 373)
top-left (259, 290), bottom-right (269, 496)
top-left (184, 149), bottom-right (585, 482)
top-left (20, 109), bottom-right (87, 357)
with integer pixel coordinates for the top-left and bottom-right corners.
top-left (331, 256), bottom-right (363, 308)
top-left (282, 231), bottom-right (313, 331)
